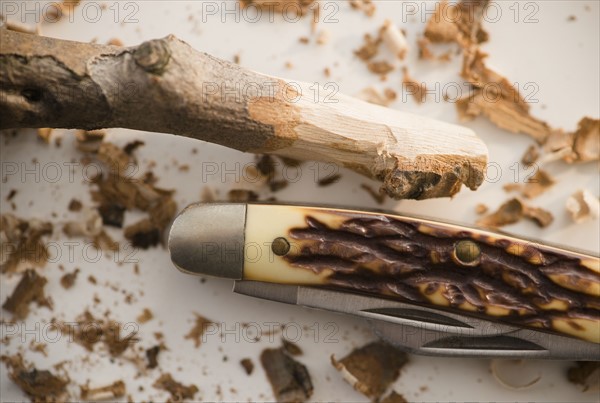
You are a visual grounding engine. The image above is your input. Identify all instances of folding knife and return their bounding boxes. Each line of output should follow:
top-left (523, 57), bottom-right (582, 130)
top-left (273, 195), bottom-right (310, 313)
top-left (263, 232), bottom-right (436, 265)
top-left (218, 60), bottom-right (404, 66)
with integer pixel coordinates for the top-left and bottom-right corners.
top-left (168, 202), bottom-right (600, 360)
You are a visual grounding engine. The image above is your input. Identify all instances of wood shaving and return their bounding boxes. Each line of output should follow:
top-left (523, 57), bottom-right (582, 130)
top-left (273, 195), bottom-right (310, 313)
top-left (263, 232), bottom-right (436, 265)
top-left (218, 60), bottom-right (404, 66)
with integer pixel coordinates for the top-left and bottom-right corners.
top-left (60, 269), bottom-right (80, 289)
top-left (282, 338), bottom-right (303, 356)
top-left (63, 208), bottom-right (103, 238)
top-left (37, 128), bottom-right (52, 143)
top-left (424, 8), bottom-right (600, 163)
top-left (68, 199), bottom-right (82, 212)
top-left (367, 60), bottom-right (395, 76)
top-left (316, 29), bottom-right (330, 45)
top-left (424, 0), bottom-right (489, 48)
top-left (381, 391), bottom-right (408, 403)
top-left (521, 145), bottom-right (540, 166)
top-left (567, 362), bottom-right (600, 391)
top-left (200, 187), bottom-right (217, 203)
top-left (0, 214), bottom-right (53, 273)
top-left (106, 38), bottom-right (124, 47)
top-left (146, 345), bottom-right (162, 369)
top-left (44, 0), bottom-right (81, 21)
top-left (4, 20), bottom-right (40, 34)
top-left (331, 341), bottom-right (408, 401)
top-left (137, 308), bottom-right (154, 324)
top-left (357, 87), bottom-right (396, 107)
top-left (62, 311), bottom-right (137, 356)
top-left (542, 117), bottom-right (600, 163)
top-left (88, 140), bottom-right (177, 249)
top-left (6, 189), bottom-right (17, 201)
top-left (3, 269), bottom-right (52, 319)
top-left (402, 67), bottom-right (427, 103)
top-left (153, 373), bottom-right (199, 401)
top-left (317, 173), bottom-right (342, 187)
top-left (97, 202), bottom-right (126, 228)
top-left (521, 169), bottom-right (555, 199)
top-left (260, 347), bottom-right (313, 402)
top-left (477, 198), bottom-right (553, 228)
top-left (184, 313), bottom-right (213, 348)
top-left (124, 218), bottom-right (161, 249)
top-left (75, 130), bottom-right (105, 153)
top-left (458, 49), bottom-right (551, 144)
top-left (417, 37), bottom-right (435, 60)
top-left (566, 190), bottom-right (600, 223)
top-left (228, 189), bottom-right (259, 202)
top-left (240, 358), bottom-right (254, 375)
top-left (80, 380), bottom-right (126, 401)
top-left (349, 0), bottom-right (376, 17)
top-left (354, 33), bottom-right (381, 61)
top-left (380, 20), bottom-right (408, 59)
top-left (1, 354), bottom-right (68, 403)
top-left (475, 203), bottom-right (488, 215)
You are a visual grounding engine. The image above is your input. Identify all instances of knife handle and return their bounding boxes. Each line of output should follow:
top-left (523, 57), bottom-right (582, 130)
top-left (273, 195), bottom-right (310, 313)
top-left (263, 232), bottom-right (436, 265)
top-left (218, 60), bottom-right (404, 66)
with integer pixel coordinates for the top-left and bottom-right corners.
top-left (242, 204), bottom-right (600, 343)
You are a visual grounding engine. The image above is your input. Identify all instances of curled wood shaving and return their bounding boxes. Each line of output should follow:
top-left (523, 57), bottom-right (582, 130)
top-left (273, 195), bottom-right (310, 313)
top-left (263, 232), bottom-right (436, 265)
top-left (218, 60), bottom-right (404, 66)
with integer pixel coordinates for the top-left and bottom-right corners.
top-left (331, 341), bottom-right (408, 401)
top-left (566, 190), bottom-right (600, 223)
top-left (542, 117), bottom-right (600, 163)
top-left (260, 347), bottom-right (313, 402)
top-left (490, 359), bottom-right (541, 390)
top-left (80, 380), bottom-right (126, 401)
top-left (477, 198), bottom-right (553, 228)
top-left (0, 214), bottom-right (53, 273)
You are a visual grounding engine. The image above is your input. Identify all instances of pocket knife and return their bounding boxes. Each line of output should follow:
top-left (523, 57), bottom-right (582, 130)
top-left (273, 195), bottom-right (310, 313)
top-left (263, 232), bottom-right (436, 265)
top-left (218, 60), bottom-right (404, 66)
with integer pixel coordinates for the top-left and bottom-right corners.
top-left (168, 202), bottom-right (600, 360)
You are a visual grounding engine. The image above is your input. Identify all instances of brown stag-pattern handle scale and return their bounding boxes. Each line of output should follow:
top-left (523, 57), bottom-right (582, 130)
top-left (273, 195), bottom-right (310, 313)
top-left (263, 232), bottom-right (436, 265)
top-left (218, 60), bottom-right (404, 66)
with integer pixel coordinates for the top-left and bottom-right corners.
top-left (0, 29), bottom-right (488, 200)
top-left (243, 205), bottom-right (600, 343)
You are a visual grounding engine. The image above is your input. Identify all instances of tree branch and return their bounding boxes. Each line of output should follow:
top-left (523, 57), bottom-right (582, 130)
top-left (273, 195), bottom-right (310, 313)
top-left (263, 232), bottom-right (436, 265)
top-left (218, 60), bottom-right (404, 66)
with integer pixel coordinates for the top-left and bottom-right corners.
top-left (0, 29), bottom-right (488, 199)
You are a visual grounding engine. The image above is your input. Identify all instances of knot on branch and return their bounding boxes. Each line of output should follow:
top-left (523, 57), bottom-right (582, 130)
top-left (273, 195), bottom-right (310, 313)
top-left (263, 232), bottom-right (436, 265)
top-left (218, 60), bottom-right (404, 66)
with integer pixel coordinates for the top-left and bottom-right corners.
top-left (133, 39), bottom-right (171, 75)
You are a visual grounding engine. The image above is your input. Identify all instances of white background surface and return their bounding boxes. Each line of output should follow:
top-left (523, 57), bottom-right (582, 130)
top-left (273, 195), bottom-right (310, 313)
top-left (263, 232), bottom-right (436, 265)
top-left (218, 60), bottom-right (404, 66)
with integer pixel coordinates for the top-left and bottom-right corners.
top-left (1, 1), bottom-right (599, 402)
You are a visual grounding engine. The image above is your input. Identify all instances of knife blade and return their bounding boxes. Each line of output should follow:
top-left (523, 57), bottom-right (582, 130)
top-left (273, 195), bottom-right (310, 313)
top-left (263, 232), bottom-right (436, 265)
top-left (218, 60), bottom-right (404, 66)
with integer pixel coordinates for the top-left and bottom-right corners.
top-left (168, 202), bottom-right (600, 359)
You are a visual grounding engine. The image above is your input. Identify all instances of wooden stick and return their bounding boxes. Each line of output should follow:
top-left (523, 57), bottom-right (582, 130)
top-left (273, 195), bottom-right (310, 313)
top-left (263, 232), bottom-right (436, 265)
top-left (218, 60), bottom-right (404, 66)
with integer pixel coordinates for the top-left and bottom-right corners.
top-left (0, 29), bottom-right (488, 199)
